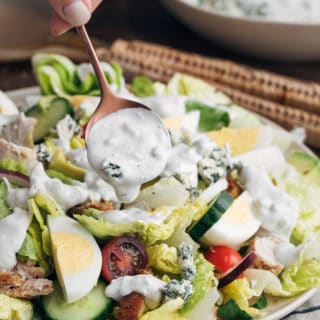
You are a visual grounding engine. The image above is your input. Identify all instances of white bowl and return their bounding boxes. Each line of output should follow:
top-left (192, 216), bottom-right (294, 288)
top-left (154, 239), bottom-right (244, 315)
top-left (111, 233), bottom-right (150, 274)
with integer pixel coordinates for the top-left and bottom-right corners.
top-left (162, 0), bottom-right (320, 61)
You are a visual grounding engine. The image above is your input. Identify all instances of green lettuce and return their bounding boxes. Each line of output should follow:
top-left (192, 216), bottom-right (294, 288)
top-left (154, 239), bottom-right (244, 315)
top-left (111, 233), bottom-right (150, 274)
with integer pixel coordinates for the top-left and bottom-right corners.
top-left (140, 298), bottom-right (185, 320)
top-left (166, 73), bottom-right (231, 106)
top-left (147, 244), bottom-right (180, 274)
top-left (75, 200), bottom-right (206, 246)
top-left (280, 240), bottom-right (320, 295)
top-left (185, 100), bottom-right (230, 132)
top-left (275, 167), bottom-right (320, 245)
top-left (20, 194), bottom-right (65, 274)
top-left (131, 76), bottom-right (156, 97)
top-left (220, 278), bottom-right (264, 318)
top-left (180, 254), bottom-right (215, 315)
top-left (0, 180), bottom-right (10, 220)
top-left (32, 53), bottom-right (124, 96)
top-left (0, 294), bottom-right (33, 320)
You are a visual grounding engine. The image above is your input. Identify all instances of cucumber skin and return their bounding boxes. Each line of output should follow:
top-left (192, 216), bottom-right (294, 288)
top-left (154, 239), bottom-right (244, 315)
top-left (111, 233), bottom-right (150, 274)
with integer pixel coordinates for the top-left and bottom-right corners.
top-left (26, 97), bottom-right (74, 143)
top-left (41, 281), bottom-right (113, 320)
top-left (188, 191), bottom-right (233, 241)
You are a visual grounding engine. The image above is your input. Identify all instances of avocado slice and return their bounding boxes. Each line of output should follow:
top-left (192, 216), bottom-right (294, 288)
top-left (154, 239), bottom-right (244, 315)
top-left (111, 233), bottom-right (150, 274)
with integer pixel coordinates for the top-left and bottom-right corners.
top-left (26, 97), bottom-right (74, 143)
top-left (49, 150), bottom-right (85, 181)
top-left (288, 151), bottom-right (319, 175)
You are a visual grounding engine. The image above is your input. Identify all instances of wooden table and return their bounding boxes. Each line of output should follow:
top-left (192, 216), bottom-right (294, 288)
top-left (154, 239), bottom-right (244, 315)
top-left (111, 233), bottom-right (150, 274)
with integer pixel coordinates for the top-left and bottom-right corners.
top-left (0, 0), bottom-right (319, 155)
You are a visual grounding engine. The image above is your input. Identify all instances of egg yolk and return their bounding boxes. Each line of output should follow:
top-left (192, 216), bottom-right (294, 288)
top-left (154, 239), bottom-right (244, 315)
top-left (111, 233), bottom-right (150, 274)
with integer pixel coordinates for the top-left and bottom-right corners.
top-left (51, 232), bottom-right (94, 275)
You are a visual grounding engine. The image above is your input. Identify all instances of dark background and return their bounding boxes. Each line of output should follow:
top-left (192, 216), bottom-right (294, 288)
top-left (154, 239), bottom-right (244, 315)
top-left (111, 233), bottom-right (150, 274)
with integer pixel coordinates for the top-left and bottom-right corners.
top-left (2, 0), bottom-right (320, 91)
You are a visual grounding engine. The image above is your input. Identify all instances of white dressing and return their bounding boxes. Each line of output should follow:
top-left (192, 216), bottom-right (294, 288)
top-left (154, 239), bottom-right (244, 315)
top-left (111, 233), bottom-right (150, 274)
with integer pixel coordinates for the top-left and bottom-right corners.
top-left (161, 143), bottom-right (201, 188)
top-left (100, 207), bottom-right (169, 225)
top-left (240, 166), bottom-right (299, 241)
top-left (87, 108), bottom-right (171, 203)
top-left (105, 275), bottom-right (166, 309)
top-left (0, 208), bottom-right (30, 271)
top-left (142, 95), bottom-right (187, 118)
top-left (28, 163), bottom-right (116, 211)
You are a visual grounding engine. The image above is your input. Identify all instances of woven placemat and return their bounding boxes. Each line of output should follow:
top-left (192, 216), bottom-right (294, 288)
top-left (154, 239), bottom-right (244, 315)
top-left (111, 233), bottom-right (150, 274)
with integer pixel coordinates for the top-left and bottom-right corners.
top-left (97, 39), bottom-right (320, 149)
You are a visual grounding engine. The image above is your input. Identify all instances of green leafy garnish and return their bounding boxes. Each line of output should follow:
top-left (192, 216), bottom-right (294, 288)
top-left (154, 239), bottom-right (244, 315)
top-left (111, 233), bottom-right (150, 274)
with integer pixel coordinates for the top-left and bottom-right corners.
top-left (185, 100), bottom-right (230, 132)
top-left (251, 292), bottom-right (267, 309)
top-left (217, 299), bottom-right (252, 320)
top-left (131, 76), bottom-right (156, 97)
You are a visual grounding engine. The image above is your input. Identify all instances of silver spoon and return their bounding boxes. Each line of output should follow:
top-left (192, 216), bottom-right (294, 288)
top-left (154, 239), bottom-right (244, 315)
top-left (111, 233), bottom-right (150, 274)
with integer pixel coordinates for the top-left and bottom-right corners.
top-left (76, 25), bottom-right (150, 140)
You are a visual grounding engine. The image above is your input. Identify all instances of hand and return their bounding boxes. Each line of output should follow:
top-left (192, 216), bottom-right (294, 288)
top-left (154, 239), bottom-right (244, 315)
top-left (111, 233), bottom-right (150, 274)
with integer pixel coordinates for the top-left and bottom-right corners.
top-left (49, 0), bottom-right (103, 35)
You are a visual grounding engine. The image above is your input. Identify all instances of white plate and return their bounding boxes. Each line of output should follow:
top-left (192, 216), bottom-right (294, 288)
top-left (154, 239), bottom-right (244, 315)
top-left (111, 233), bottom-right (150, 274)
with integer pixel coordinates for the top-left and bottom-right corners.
top-left (7, 86), bottom-right (318, 320)
top-left (162, 0), bottom-right (320, 61)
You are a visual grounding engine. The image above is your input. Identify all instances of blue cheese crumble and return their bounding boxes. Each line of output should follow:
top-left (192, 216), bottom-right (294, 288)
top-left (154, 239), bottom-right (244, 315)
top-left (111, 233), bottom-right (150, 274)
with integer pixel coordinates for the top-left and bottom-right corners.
top-left (102, 162), bottom-right (123, 179)
top-left (35, 143), bottom-right (52, 163)
top-left (164, 279), bottom-right (193, 302)
top-left (198, 146), bottom-right (232, 185)
top-left (178, 243), bottom-right (196, 282)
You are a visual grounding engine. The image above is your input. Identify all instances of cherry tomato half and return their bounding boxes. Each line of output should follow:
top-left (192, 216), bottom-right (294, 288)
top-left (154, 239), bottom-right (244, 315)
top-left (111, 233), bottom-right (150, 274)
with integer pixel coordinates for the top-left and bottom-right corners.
top-left (101, 236), bottom-right (148, 282)
top-left (204, 245), bottom-right (243, 274)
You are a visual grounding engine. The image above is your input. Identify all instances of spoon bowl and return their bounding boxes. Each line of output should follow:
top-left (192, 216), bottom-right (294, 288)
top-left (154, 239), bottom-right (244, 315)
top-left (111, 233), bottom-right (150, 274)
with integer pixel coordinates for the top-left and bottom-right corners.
top-left (76, 26), bottom-right (150, 140)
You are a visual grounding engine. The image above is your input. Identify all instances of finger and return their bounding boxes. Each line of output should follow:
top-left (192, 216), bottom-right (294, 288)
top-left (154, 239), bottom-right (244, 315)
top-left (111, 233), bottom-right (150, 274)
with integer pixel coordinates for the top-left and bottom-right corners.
top-left (50, 0), bottom-right (103, 35)
top-left (49, 0), bottom-right (91, 27)
top-left (50, 11), bottom-right (72, 36)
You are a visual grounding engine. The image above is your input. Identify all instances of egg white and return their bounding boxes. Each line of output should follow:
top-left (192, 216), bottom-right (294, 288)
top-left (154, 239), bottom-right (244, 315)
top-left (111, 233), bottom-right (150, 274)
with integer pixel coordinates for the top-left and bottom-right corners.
top-left (200, 191), bottom-right (261, 249)
top-left (48, 216), bottom-right (102, 303)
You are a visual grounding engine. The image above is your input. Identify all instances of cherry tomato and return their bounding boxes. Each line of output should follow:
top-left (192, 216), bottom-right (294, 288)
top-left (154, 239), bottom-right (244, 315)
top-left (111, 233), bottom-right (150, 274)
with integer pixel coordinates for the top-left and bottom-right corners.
top-left (101, 236), bottom-right (148, 282)
top-left (204, 245), bottom-right (243, 274)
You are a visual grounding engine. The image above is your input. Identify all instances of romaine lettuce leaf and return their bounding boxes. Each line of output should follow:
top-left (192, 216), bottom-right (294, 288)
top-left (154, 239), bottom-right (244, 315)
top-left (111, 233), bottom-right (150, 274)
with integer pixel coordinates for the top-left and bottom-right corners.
top-left (220, 278), bottom-right (264, 318)
top-left (0, 179), bottom-right (10, 220)
top-left (166, 73), bottom-right (231, 106)
top-left (131, 76), bottom-right (156, 97)
top-left (75, 200), bottom-right (206, 246)
top-left (274, 167), bottom-right (320, 245)
top-left (32, 54), bottom-right (124, 96)
top-left (147, 244), bottom-right (181, 274)
top-left (280, 240), bottom-right (320, 295)
top-left (185, 100), bottom-right (230, 132)
top-left (0, 294), bottom-right (32, 320)
top-left (181, 254), bottom-right (215, 315)
top-left (140, 298), bottom-right (185, 320)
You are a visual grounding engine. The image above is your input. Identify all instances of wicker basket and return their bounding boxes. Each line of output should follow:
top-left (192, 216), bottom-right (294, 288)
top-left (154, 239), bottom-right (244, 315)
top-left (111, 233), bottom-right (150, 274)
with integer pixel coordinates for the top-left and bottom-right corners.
top-left (97, 39), bottom-right (320, 150)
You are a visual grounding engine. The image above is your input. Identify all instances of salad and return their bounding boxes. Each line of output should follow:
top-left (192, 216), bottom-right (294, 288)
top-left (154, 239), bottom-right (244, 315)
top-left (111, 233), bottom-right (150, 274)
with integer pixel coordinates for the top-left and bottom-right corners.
top-left (188, 0), bottom-right (320, 24)
top-left (0, 53), bottom-right (320, 320)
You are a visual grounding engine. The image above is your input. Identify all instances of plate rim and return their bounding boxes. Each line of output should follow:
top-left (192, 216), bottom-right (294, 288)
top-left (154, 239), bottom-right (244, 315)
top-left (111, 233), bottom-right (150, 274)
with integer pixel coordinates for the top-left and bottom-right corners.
top-left (167, 0), bottom-right (320, 27)
top-left (6, 86), bottom-right (318, 320)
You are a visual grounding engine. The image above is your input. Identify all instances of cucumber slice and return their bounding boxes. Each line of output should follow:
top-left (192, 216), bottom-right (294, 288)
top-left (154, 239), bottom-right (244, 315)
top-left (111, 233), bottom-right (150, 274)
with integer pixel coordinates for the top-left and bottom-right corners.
top-left (41, 280), bottom-right (112, 320)
top-left (188, 192), bottom-right (233, 241)
top-left (26, 97), bottom-right (74, 143)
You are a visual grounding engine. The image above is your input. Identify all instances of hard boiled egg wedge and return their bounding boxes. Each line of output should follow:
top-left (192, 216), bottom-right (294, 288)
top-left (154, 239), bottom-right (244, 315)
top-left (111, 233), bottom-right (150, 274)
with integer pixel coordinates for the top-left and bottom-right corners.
top-left (48, 216), bottom-right (102, 303)
top-left (200, 191), bottom-right (261, 249)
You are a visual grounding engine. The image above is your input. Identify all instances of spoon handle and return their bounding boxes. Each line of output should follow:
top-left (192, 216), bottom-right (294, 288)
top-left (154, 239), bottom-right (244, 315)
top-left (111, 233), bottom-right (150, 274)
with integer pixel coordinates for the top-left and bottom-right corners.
top-left (76, 25), bottom-right (110, 96)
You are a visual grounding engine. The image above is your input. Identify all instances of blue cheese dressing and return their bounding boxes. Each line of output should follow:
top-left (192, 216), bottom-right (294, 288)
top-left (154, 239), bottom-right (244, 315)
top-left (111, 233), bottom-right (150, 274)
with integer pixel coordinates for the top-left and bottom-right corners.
top-left (87, 108), bottom-right (171, 203)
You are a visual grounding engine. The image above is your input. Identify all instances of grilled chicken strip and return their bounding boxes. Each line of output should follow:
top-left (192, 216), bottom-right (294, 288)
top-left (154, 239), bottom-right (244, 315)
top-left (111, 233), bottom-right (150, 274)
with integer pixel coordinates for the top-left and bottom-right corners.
top-left (248, 236), bottom-right (284, 275)
top-left (0, 114), bottom-right (36, 148)
top-left (0, 261), bottom-right (53, 299)
top-left (0, 138), bottom-right (36, 160)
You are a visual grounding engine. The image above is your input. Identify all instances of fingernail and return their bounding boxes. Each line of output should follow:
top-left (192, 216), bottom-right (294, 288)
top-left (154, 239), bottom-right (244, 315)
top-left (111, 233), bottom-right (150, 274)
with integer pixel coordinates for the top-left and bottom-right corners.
top-left (62, 0), bottom-right (91, 26)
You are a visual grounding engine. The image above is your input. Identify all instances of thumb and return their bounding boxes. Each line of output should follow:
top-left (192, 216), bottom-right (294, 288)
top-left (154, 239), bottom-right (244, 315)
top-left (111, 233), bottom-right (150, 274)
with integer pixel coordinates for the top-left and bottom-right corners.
top-left (49, 0), bottom-right (91, 27)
